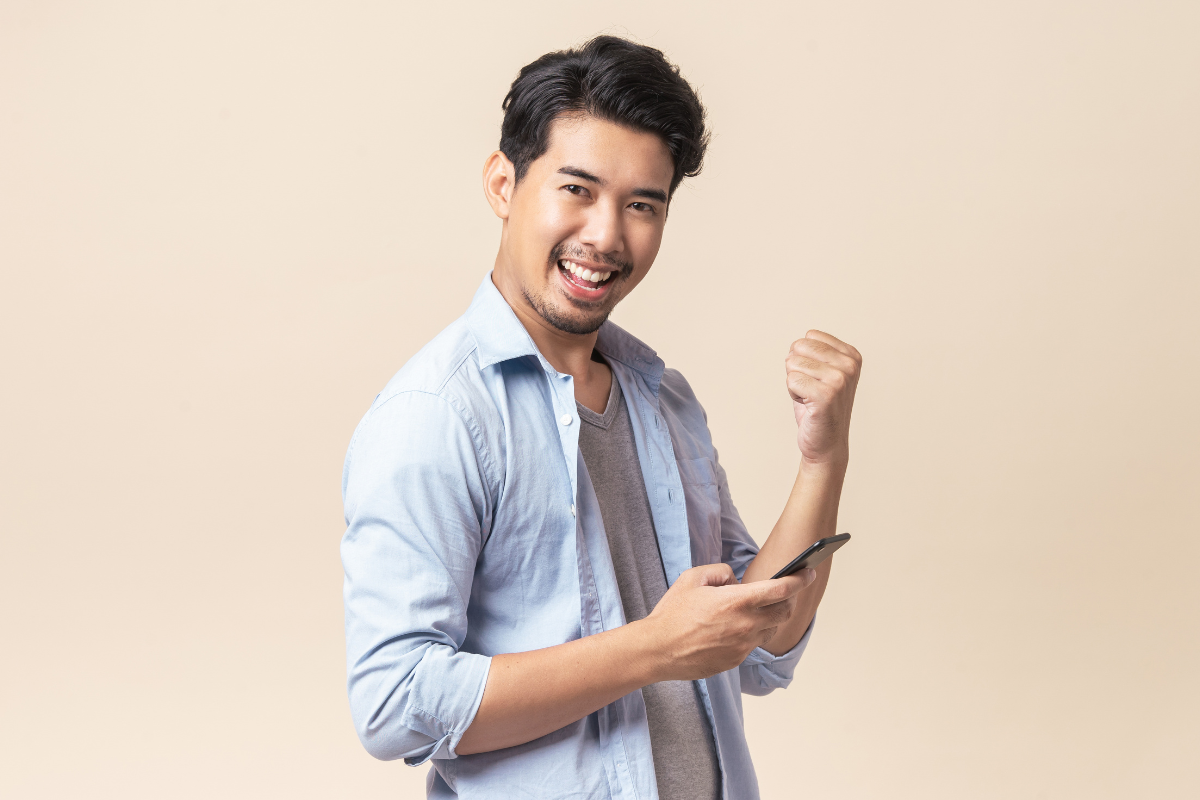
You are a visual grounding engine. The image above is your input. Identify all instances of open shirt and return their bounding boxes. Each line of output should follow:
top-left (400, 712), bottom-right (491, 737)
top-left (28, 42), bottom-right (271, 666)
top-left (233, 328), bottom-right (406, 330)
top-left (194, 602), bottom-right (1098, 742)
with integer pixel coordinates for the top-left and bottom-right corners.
top-left (341, 274), bottom-right (813, 799)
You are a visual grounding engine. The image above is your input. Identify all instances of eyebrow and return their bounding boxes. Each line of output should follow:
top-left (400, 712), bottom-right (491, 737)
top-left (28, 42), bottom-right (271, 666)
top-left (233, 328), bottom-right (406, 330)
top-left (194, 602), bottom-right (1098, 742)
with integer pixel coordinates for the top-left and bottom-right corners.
top-left (557, 166), bottom-right (669, 205)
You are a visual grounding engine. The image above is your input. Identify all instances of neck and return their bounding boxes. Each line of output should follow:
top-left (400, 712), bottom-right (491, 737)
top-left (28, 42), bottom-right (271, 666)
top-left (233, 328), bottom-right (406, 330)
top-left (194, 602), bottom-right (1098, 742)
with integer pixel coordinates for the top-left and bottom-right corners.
top-left (491, 262), bottom-right (602, 382)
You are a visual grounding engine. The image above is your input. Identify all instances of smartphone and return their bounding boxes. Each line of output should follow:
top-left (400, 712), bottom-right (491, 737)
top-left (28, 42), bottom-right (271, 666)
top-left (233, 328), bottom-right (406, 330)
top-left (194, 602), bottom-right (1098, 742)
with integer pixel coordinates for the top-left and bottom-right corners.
top-left (769, 533), bottom-right (851, 579)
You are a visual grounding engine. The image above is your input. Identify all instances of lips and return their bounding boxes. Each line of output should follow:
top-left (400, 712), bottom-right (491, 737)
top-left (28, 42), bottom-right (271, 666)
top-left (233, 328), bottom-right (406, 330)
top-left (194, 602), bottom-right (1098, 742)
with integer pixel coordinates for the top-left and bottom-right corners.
top-left (557, 259), bottom-right (616, 292)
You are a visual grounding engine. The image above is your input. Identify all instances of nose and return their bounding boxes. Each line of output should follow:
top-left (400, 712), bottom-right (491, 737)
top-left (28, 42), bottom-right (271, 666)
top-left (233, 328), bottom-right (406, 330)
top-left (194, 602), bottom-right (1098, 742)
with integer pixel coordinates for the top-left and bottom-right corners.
top-left (578, 199), bottom-right (625, 257)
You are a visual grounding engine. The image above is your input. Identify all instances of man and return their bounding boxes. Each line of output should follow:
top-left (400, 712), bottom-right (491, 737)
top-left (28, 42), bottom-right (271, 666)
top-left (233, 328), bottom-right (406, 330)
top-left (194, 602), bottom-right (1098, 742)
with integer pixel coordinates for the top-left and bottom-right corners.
top-left (341, 35), bottom-right (861, 800)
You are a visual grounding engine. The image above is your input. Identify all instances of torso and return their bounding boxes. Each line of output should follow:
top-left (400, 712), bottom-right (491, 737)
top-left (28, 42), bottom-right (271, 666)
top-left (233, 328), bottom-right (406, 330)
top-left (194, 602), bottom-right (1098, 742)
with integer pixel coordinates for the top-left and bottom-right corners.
top-left (576, 372), bottom-right (722, 800)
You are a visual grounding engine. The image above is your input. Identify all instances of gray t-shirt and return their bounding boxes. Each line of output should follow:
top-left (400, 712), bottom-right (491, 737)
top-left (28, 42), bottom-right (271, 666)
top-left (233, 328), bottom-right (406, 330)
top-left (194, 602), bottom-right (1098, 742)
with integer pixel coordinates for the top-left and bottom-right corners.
top-left (576, 370), bottom-right (722, 800)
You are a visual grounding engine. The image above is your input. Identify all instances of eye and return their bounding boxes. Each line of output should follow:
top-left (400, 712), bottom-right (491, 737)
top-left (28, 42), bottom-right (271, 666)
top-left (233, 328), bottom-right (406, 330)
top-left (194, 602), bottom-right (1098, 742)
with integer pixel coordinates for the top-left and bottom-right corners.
top-left (630, 202), bottom-right (657, 214)
top-left (563, 184), bottom-right (590, 197)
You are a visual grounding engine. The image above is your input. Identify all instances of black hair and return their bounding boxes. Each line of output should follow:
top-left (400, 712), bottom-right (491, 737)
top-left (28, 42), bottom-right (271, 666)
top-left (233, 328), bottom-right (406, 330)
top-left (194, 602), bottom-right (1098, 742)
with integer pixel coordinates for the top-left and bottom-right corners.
top-left (500, 35), bottom-right (709, 197)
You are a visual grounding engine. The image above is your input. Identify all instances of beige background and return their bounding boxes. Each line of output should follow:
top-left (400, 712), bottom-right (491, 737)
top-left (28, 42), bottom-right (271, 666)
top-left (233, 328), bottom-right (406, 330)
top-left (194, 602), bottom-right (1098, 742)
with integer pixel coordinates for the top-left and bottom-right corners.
top-left (2, 1), bottom-right (1198, 797)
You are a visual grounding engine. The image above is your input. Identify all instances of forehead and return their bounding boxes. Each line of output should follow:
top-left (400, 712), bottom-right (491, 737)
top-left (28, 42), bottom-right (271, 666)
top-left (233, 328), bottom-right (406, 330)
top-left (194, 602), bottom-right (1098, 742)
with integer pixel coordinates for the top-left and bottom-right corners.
top-left (535, 114), bottom-right (674, 190)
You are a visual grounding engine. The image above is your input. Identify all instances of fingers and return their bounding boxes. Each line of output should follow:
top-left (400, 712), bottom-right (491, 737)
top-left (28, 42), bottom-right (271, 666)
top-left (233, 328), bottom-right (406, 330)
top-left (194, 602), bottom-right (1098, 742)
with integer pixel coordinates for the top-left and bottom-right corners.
top-left (788, 343), bottom-right (858, 379)
top-left (788, 336), bottom-right (860, 378)
top-left (785, 368), bottom-right (824, 404)
top-left (728, 572), bottom-right (810, 608)
top-left (685, 562), bottom-right (737, 588)
top-left (749, 596), bottom-right (795, 635)
top-left (752, 571), bottom-right (815, 627)
top-left (786, 354), bottom-right (850, 391)
top-left (783, 567), bottom-right (817, 591)
top-left (764, 568), bottom-right (816, 595)
top-left (804, 330), bottom-right (863, 364)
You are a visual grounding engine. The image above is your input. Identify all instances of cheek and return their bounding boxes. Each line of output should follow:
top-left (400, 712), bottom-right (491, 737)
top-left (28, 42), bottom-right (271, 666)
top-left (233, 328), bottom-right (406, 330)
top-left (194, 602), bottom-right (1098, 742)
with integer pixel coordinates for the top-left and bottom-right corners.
top-left (623, 225), bottom-right (664, 287)
top-left (629, 222), bottom-right (664, 262)
top-left (535, 208), bottom-right (577, 248)
top-left (527, 190), bottom-right (580, 239)
top-left (510, 192), bottom-right (577, 259)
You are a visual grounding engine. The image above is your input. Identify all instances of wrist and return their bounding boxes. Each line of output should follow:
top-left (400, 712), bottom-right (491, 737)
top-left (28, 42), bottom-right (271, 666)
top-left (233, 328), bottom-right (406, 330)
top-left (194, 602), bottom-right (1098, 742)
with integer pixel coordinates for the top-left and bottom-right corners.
top-left (619, 617), bottom-right (670, 686)
top-left (800, 449), bottom-right (849, 475)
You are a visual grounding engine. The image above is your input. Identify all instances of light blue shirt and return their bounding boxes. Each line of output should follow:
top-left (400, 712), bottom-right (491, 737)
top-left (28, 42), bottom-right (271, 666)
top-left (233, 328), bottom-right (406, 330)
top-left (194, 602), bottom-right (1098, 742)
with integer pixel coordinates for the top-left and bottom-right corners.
top-left (341, 274), bottom-right (813, 799)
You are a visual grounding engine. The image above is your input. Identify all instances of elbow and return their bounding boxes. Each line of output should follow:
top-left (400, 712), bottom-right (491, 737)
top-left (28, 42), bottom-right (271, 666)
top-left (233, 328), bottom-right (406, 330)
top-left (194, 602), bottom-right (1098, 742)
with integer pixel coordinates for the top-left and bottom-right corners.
top-left (349, 683), bottom-right (449, 764)
top-left (356, 726), bottom-right (404, 762)
top-left (351, 698), bottom-right (407, 761)
top-left (344, 641), bottom-right (490, 764)
top-left (353, 709), bottom-right (442, 763)
top-left (741, 682), bottom-right (783, 697)
top-left (739, 676), bottom-right (782, 697)
top-left (738, 664), bottom-right (793, 697)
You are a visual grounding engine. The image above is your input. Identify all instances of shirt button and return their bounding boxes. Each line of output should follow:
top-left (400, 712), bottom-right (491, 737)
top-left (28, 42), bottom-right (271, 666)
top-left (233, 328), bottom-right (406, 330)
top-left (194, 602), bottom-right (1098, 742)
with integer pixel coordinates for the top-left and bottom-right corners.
top-left (569, 504), bottom-right (576, 517)
top-left (668, 489), bottom-right (676, 502)
top-left (560, 413), bottom-right (573, 426)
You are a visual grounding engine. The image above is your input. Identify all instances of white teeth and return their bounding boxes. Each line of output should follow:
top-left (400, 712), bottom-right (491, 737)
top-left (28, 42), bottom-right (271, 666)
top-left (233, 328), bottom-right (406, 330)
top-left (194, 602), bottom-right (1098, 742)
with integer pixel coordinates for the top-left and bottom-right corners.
top-left (560, 261), bottom-right (612, 285)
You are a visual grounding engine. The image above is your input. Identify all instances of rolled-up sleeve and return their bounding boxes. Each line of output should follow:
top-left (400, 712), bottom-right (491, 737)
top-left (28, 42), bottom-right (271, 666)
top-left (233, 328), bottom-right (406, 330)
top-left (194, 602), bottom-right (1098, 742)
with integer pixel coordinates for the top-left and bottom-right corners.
top-left (739, 619), bottom-right (814, 695)
top-left (341, 390), bottom-right (495, 765)
top-left (710, 447), bottom-right (813, 694)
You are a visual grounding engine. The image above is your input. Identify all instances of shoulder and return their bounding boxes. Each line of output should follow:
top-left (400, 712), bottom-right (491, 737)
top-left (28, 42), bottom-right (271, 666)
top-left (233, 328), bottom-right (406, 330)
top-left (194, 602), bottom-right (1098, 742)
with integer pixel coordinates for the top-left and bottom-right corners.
top-left (365, 313), bottom-right (510, 430)
top-left (344, 316), bottom-right (504, 492)
top-left (373, 317), bottom-right (480, 408)
top-left (596, 320), bottom-right (714, 447)
top-left (660, 367), bottom-right (707, 426)
top-left (657, 366), bottom-right (719, 461)
top-left (660, 367), bottom-right (699, 406)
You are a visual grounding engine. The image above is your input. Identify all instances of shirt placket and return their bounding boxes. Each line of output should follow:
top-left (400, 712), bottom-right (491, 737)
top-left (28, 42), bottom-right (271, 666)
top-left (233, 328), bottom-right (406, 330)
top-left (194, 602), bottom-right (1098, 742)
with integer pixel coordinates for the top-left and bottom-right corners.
top-left (624, 367), bottom-right (730, 800)
top-left (553, 363), bottom-right (655, 800)
top-left (545, 366), bottom-right (580, 508)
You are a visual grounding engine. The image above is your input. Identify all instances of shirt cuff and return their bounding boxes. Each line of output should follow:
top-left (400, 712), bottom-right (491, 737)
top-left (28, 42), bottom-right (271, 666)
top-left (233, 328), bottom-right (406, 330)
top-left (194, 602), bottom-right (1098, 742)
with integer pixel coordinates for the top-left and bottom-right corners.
top-left (744, 616), bottom-right (815, 665)
top-left (399, 650), bottom-right (493, 766)
top-left (738, 617), bottom-right (815, 695)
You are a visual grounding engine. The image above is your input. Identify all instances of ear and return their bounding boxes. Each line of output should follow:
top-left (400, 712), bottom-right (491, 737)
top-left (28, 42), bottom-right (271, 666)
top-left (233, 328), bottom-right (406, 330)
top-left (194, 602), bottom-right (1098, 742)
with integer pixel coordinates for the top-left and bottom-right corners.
top-left (482, 150), bottom-right (516, 220)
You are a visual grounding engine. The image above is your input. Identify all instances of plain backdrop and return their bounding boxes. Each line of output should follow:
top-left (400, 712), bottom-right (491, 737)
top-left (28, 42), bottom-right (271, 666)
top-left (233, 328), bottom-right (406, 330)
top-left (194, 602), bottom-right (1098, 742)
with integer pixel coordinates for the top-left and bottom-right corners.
top-left (2, 1), bottom-right (1198, 797)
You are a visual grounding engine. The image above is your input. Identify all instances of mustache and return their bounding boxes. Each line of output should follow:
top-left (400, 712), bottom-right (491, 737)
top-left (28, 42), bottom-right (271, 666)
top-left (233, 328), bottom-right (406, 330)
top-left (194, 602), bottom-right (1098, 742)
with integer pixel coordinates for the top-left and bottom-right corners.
top-left (550, 244), bottom-right (634, 277)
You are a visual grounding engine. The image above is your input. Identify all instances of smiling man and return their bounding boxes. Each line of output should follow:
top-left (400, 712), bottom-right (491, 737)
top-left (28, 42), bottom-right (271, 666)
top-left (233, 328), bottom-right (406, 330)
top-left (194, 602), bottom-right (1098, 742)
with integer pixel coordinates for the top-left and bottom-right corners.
top-left (341, 36), bottom-right (862, 800)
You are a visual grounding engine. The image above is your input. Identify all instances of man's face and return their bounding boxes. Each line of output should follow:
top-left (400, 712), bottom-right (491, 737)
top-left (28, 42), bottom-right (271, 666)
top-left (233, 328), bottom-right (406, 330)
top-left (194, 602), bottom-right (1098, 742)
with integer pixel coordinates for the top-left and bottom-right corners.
top-left (496, 114), bottom-right (674, 335)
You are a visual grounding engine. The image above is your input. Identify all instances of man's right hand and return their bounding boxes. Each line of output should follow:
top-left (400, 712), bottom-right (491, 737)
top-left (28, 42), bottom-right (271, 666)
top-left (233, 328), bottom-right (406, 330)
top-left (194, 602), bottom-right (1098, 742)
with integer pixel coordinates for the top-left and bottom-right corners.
top-left (459, 562), bottom-right (814, 755)
top-left (639, 563), bottom-right (817, 682)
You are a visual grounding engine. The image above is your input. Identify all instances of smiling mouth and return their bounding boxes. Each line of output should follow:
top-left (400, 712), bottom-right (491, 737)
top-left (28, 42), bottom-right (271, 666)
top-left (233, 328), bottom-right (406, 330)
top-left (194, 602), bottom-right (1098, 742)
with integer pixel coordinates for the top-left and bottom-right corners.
top-left (557, 259), bottom-right (617, 292)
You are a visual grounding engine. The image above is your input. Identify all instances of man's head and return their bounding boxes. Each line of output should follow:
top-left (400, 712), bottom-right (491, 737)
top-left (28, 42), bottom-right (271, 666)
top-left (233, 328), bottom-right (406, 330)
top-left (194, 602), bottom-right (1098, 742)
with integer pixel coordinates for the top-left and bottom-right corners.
top-left (484, 36), bottom-right (708, 337)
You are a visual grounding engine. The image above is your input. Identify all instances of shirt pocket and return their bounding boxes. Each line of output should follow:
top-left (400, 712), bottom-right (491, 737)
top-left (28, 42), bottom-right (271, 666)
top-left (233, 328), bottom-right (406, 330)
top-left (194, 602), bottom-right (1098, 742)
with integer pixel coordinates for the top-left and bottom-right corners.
top-left (677, 456), bottom-right (722, 567)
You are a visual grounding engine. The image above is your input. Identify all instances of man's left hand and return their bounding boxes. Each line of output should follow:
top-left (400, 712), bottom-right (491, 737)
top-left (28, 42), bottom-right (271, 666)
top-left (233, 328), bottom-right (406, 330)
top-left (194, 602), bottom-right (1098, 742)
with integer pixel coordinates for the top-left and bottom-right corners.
top-left (785, 330), bottom-right (862, 466)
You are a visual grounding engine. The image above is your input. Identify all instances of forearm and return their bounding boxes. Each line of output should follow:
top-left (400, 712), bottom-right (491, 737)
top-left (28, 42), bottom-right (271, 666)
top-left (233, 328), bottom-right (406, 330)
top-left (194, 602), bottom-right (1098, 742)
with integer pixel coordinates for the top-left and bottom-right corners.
top-left (741, 456), bottom-right (846, 655)
top-left (457, 619), bottom-right (661, 755)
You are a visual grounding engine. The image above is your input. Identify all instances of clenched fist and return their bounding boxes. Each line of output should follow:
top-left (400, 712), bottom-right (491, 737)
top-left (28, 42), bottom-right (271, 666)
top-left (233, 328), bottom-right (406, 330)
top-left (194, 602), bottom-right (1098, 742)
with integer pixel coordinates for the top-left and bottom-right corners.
top-left (786, 331), bottom-right (862, 465)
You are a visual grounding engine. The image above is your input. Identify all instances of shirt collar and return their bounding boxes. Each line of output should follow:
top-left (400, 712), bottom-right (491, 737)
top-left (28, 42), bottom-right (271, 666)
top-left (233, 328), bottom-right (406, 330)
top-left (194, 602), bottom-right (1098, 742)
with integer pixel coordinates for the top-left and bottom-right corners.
top-left (464, 273), bottom-right (541, 370)
top-left (465, 272), bottom-right (666, 393)
top-left (595, 318), bottom-right (665, 395)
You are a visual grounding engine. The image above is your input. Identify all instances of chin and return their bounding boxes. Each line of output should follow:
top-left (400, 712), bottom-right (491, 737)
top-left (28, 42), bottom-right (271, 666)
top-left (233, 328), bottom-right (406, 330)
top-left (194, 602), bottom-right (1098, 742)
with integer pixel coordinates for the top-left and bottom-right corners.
top-left (545, 306), bottom-right (611, 335)
top-left (537, 293), bottom-right (613, 335)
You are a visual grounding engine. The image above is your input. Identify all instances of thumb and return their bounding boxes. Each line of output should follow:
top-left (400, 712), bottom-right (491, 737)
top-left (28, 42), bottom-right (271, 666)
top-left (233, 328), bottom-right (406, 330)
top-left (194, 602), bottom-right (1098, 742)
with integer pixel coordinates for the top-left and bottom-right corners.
top-left (794, 567), bottom-right (818, 590)
top-left (684, 562), bottom-right (738, 588)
